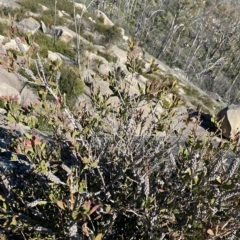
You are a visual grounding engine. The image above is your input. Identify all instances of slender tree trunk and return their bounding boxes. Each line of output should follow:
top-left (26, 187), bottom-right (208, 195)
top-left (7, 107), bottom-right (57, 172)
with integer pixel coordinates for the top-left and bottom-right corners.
top-left (72, 0), bottom-right (81, 69)
top-left (156, 14), bottom-right (177, 59)
top-left (53, 0), bottom-right (57, 47)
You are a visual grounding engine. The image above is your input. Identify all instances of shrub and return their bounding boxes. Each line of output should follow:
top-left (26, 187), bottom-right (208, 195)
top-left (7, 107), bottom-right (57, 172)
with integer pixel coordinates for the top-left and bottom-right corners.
top-left (37, 9), bottom-right (67, 27)
top-left (57, 64), bottom-right (84, 105)
top-left (97, 50), bottom-right (117, 63)
top-left (0, 22), bottom-right (10, 39)
top-left (97, 15), bottom-right (104, 24)
top-left (94, 22), bottom-right (109, 35)
top-left (82, 33), bottom-right (94, 43)
top-left (20, 0), bottom-right (83, 18)
top-left (18, 60), bottom-right (84, 105)
top-left (1, 37), bottom-right (240, 240)
top-left (85, 43), bottom-right (96, 53)
top-left (105, 25), bottom-right (122, 43)
top-left (0, 6), bottom-right (24, 21)
top-left (34, 32), bottom-right (75, 59)
top-left (0, 98), bottom-right (4, 108)
top-left (36, 114), bottom-right (53, 132)
top-left (19, 0), bottom-right (40, 12)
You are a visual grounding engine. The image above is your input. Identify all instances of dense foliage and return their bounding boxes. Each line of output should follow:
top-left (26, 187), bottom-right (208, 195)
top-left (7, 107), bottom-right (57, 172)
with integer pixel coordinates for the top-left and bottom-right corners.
top-left (0, 32), bottom-right (240, 239)
top-left (0, 1), bottom-right (240, 239)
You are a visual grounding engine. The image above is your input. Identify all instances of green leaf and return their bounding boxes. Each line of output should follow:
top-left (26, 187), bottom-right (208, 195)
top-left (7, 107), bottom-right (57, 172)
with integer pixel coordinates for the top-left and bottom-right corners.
top-left (48, 81), bottom-right (56, 87)
top-left (72, 210), bottom-right (79, 220)
top-left (40, 160), bottom-right (46, 168)
top-left (72, 130), bottom-right (80, 138)
top-left (11, 153), bottom-right (18, 161)
top-left (160, 208), bottom-right (168, 213)
top-left (193, 175), bottom-right (199, 184)
top-left (6, 115), bottom-right (15, 123)
top-left (82, 157), bottom-right (90, 164)
top-left (10, 217), bottom-right (17, 226)
top-left (78, 180), bottom-right (86, 193)
top-left (49, 193), bottom-right (55, 202)
top-left (82, 201), bottom-right (91, 214)
top-left (105, 204), bottom-right (111, 213)
top-left (41, 142), bottom-right (46, 151)
top-left (36, 145), bottom-right (42, 159)
top-left (216, 176), bottom-right (222, 183)
top-left (91, 160), bottom-right (98, 168)
top-left (3, 202), bottom-right (7, 210)
top-left (95, 233), bottom-right (103, 240)
top-left (210, 198), bottom-right (215, 205)
top-left (38, 201), bottom-right (47, 206)
top-left (0, 195), bottom-right (5, 201)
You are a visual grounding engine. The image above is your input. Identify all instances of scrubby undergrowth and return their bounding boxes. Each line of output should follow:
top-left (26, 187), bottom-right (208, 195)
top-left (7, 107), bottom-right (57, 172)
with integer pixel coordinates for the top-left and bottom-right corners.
top-left (0, 32), bottom-right (239, 240)
top-left (0, 1), bottom-right (239, 239)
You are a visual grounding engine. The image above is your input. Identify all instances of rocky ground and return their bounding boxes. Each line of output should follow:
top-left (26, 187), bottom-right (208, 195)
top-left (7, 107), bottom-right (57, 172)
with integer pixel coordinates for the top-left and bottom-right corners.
top-left (0, 2), bottom-right (239, 239)
top-left (0, 0), bottom-right (228, 150)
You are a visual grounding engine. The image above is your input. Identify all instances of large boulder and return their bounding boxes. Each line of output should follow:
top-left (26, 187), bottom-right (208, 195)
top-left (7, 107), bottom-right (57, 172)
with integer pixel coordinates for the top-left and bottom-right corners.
top-left (17, 17), bottom-right (40, 35)
top-left (74, 3), bottom-right (87, 12)
top-left (98, 63), bottom-right (113, 76)
top-left (47, 51), bottom-right (61, 62)
top-left (118, 27), bottom-right (129, 41)
top-left (84, 50), bottom-right (108, 65)
top-left (58, 10), bottom-right (64, 18)
top-left (95, 10), bottom-right (114, 26)
top-left (0, 67), bottom-right (23, 92)
top-left (0, 0), bottom-right (20, 8)
top-left (55, 52), bottom-right (74, 65)
top-left (20, 86), bottom-right (39, 107)
top-left (0, 82), bottom-right (21, 104)
top-left (4, 38), bottom-right (29, 52)
top-left (54, 26), bottom-right (90, 44)
top-left (25, 11), bottom-right (41, 18)
top-left (108, 45), bottom-right (127, 64)
top-left (61, 10), bottom-right (70, 17)
top-left (59, 30), bottom-right (73, 43)
top-left (217, 105), bottom-right (240, 139)
top-left (38, 4), bottom-right (49, 11)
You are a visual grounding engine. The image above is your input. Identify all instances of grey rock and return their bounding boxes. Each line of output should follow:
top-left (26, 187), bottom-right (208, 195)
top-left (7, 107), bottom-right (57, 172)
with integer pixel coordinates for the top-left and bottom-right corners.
top-left (25, 11), bottom-right (41, 18)
top-left (0, 66), bottom-right (23, 91)
top-left (98, 63), bottom-right (113, 76)
top-left (40, 20), bottom-right (47, 34)
top-left (217, 105), bottom-right (240, 139)
top-left (20, 85), bottom-right (39, 107)
top-left (0, 0), bottom-right (20, 8)
top-left (17, 17), bottom-right (40, 35)
top-left (94, 10), bottom-right (114, 26)
top-left (0, 82), bottom-right (21, 104)
top-left (83, 68), bottom-right (95, 84)
top-left (56, 52), bottom-right (74, 64)
top-left (207, 91), bottom-right (224, 103)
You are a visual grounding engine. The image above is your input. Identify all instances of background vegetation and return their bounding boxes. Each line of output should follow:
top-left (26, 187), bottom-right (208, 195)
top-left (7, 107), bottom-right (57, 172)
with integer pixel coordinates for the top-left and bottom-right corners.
top-left (0, 0), bottom-right (240, 239)
top-left (86, 0), bottom-right (240, 104)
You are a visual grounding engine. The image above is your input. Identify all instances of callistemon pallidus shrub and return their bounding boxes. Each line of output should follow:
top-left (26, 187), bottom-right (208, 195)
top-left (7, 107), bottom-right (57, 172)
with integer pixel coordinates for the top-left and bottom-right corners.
top-left (0, 35), bottom-right (240, 240)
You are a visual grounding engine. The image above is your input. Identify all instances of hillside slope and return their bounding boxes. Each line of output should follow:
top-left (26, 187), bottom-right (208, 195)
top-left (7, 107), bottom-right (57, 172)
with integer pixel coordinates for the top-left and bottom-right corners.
top-left (0, 1), bottom-right (239, 240)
